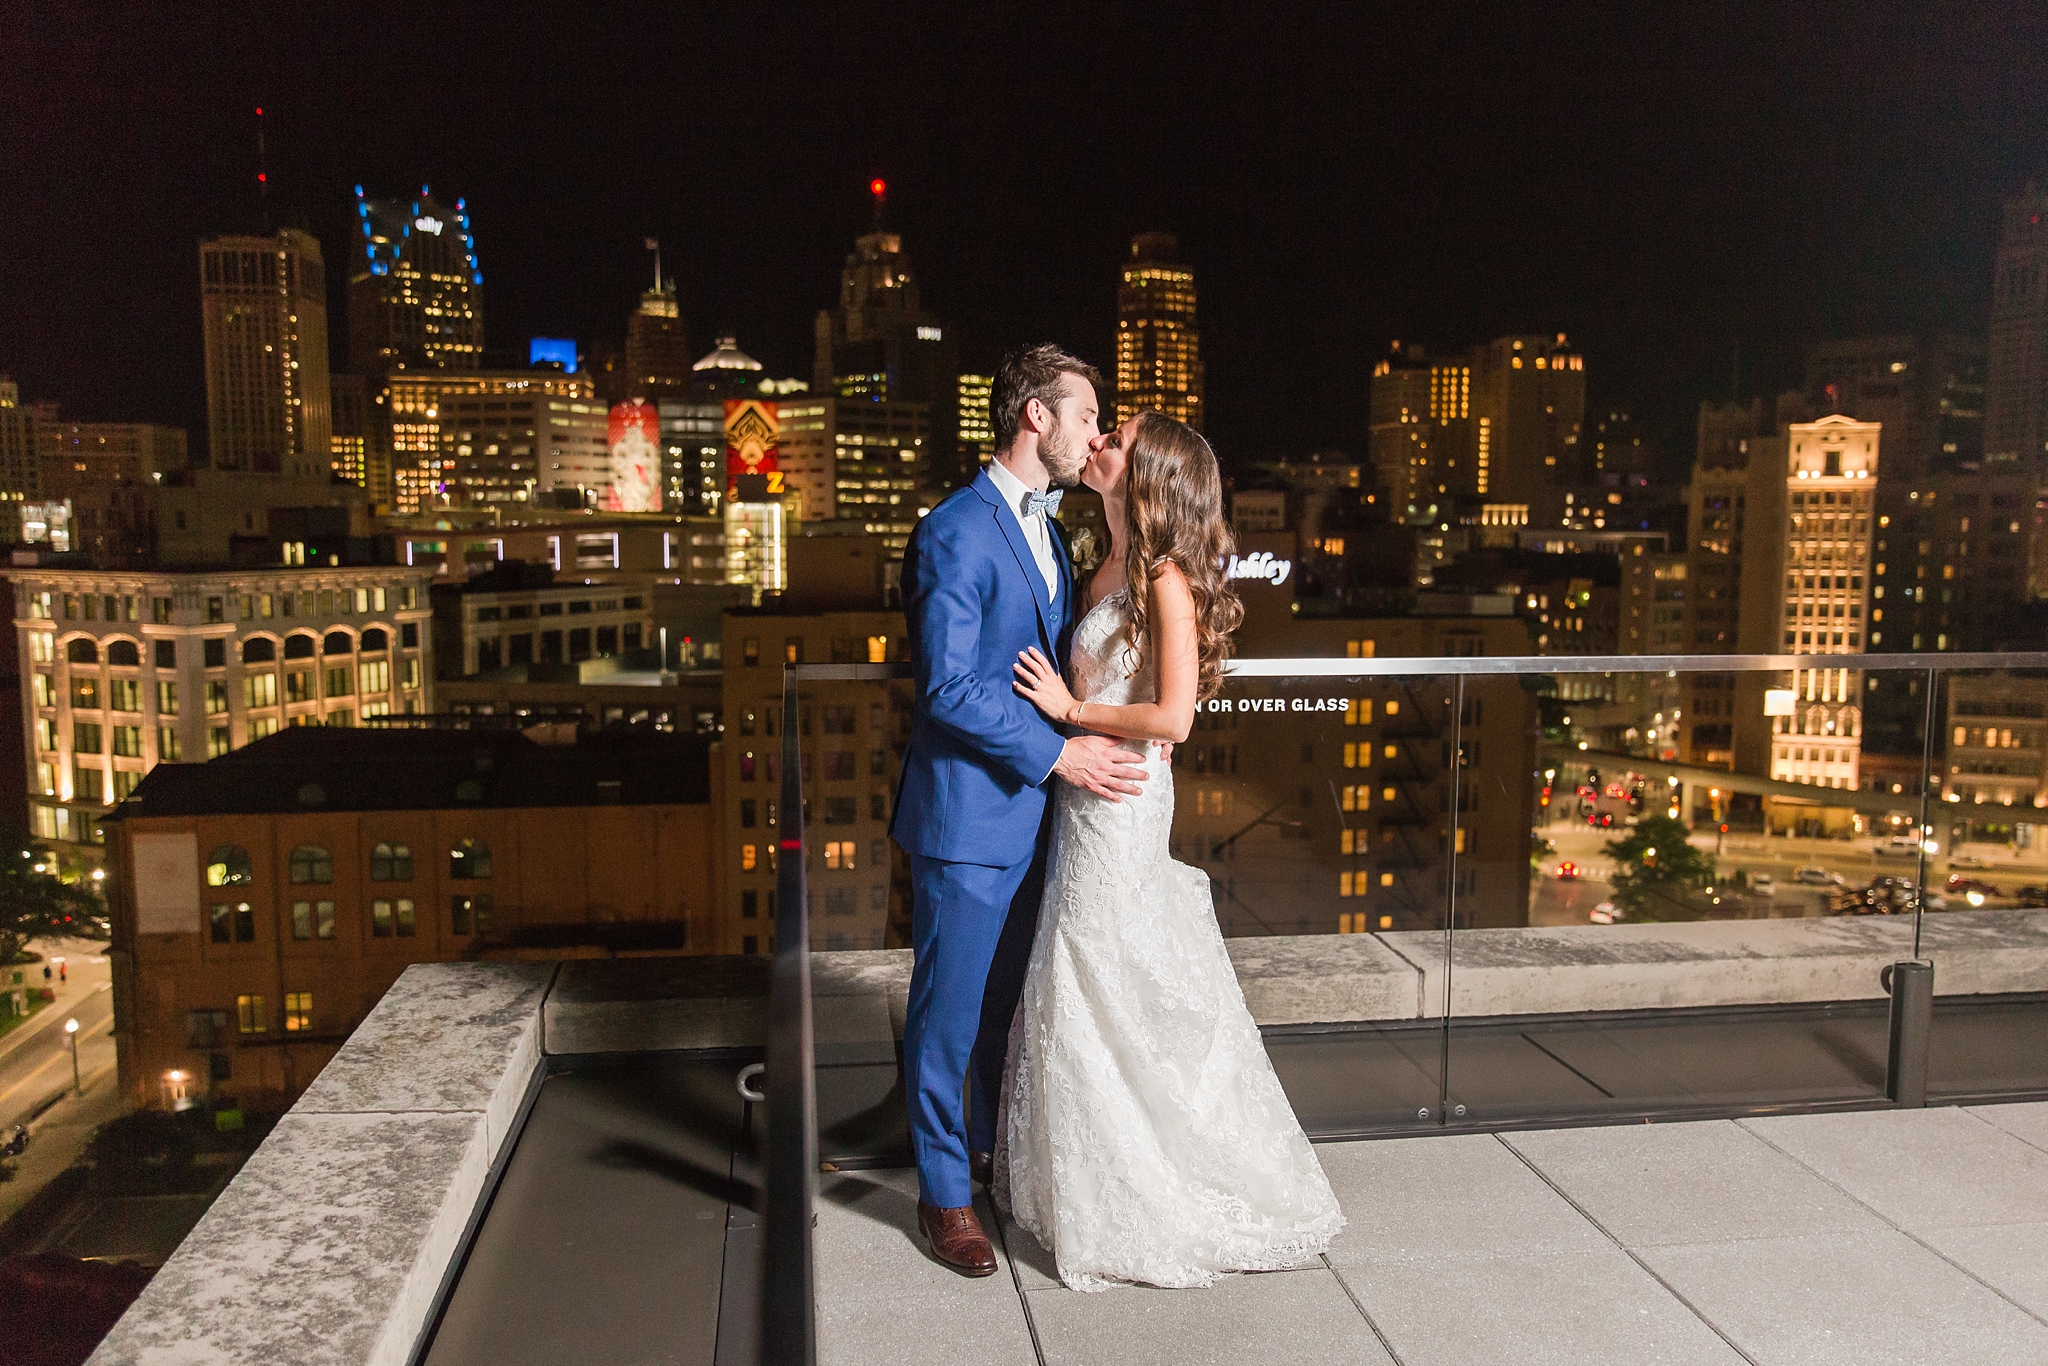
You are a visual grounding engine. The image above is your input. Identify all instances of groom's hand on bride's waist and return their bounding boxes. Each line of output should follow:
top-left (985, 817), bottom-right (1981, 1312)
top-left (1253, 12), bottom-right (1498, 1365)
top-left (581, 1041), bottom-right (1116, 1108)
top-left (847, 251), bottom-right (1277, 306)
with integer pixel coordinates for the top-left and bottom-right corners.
top-left (1053, 735), bottom-right (1149, 801)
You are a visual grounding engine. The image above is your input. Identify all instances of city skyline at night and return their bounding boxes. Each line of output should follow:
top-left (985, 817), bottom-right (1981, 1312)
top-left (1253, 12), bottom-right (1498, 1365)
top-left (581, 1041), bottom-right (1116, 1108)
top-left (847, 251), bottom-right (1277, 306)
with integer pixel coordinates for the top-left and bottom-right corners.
top-left (5, 5), bottom-right (2046, 470)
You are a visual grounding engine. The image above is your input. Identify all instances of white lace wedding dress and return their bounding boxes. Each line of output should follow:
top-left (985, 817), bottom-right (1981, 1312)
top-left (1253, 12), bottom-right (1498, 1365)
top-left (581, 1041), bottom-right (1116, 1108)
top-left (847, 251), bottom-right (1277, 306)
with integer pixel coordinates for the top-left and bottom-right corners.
top-left (998, 588), bottom-right (1345, 1291)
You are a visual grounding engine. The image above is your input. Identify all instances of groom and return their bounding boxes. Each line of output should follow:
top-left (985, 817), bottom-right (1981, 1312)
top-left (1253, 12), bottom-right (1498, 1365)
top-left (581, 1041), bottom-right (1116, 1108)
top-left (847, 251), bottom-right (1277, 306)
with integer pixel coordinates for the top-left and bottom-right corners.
top-left (891, 344), bottom-right (1150, 1276)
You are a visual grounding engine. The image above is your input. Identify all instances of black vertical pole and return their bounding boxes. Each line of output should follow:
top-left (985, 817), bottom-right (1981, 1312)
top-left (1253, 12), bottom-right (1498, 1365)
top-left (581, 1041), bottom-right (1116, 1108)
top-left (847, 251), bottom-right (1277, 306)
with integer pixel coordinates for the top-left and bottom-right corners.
top-left (1438, 676), bottom-right (1463, 1127)
top-left (761, 667), bottom-right (817, 1366)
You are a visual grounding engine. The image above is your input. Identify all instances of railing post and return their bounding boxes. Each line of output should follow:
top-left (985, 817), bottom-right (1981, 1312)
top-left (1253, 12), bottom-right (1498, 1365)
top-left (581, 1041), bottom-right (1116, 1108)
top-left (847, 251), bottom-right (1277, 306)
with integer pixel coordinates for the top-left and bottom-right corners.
top-left (1882, 960), bottom-right (1933, 1107)
top-left (761, 665), bottom-right (817, 1366)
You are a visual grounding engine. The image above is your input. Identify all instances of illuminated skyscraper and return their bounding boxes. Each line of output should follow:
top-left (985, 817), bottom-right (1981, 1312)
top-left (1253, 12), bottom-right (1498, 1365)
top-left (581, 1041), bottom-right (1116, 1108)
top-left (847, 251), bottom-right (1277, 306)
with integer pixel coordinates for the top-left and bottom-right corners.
top-left (812, 182), bottom-right (958, 494)
top-left (0, 375), bottom-right (40, 501)
top-left (1115, 233), bottom-right (1203, 430)
top-left (1987, 183), bottom-right (2048, 467)
top-left (1467, 334), bottom-right (1584, 522)
top-left (625, 244), bottom-right (691, 396)
top-left (347, 186), bottom-right (483, 383)
top-left (328, 373), bottom-right (371, 488)
top-left (200, 229), bottom-right (332, 475)
top-left (957, 373), bottom-right (993, 468)
top-left (1765, 415), bottom-right (1880, 791)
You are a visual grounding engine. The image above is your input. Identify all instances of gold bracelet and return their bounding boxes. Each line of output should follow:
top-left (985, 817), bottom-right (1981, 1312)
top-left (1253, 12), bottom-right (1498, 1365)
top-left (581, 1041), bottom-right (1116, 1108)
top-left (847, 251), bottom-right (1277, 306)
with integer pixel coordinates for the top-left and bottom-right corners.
top-left (1068, 700), bottom-right (1085, 726)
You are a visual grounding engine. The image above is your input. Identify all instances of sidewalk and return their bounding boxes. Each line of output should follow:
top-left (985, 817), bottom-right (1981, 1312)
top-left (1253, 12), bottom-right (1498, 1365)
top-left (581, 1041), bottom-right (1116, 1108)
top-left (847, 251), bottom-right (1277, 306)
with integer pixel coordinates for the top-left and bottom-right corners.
top-left (818, 1103), bottom-right (2048, 1366)
top-left (0, 1014), bottom-right (120, 1229)
top-left (0, 937), bottom-right (113, 1068)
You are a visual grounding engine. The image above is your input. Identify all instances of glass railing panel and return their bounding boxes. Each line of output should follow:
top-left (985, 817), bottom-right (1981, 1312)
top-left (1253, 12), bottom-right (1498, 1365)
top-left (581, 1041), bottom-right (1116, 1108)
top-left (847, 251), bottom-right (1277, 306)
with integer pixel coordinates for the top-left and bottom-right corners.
top-left (787, 671), bottom-right (913, 1168)
top-left (1444, 661), bottom-right (1938, 1124)
top-left (1923, 664), bottom-right (2048, 1102)
top-left (1176, 670), bottom-right (1453, 1135)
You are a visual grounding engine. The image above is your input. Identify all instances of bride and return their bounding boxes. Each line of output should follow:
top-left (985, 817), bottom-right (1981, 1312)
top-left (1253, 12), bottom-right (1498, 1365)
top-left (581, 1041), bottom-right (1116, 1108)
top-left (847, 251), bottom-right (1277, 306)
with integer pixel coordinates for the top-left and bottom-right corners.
top-left (1000, 409), bottom-right (1345, 1291)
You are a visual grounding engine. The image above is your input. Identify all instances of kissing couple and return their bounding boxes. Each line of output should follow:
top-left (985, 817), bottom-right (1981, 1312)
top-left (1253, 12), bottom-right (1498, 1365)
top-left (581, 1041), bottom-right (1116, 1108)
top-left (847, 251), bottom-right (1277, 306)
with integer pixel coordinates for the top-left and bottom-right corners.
top-left (889, 344), bottom-right (1344, 1291)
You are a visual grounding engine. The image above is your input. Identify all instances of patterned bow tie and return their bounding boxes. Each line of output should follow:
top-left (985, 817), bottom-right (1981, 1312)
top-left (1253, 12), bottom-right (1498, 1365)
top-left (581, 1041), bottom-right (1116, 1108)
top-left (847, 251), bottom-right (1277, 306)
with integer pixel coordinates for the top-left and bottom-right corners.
top-left (1024, 488), bottom-right (1063, 518)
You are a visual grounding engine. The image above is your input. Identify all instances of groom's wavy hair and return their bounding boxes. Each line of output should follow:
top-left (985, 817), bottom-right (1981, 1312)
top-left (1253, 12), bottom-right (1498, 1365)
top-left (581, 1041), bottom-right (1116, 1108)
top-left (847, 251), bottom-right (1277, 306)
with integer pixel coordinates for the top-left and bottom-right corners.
top-left (1117, 411), bottom-right (1244, 703)
top-left (992, 344), bottom-right (1102, 454)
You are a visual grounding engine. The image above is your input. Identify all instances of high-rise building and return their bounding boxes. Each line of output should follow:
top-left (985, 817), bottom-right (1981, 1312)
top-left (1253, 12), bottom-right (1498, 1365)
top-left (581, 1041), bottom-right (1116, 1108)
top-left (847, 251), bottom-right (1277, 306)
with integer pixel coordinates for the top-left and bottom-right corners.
top-left (328, 373), bottom-right (371, 489)
top-left (1762, 415), bottom-right (1881, 790)
top-left (0, 376), bottom-right (42, 503)
top-left (13, 565), bottom-right (431, 853)
top-left (200, 230), bottom-right (332, 476)
top-left (811, 190), bottom-right (958, 491)
top-left (1987, 184), bottom-right (2048, 468)
top-left (1806, 334), bottom-right (1985, 478)
top-left (1369, 345), bottom-right (1431, 524)
top-left (347, 186), bottom-right (483, 384)
top-left (1115, 232), bottom-right (1203, 430)
top-left (624, 263), bottom-right (691, 397)
top-left (956, 374), bottom-right (993, 469)
top-left (37, 421), bottom-right (187, 496)
top-left (1467, 335), bottom-right (1585, 522)
top-left (385, 371), bottom-right (604, 513)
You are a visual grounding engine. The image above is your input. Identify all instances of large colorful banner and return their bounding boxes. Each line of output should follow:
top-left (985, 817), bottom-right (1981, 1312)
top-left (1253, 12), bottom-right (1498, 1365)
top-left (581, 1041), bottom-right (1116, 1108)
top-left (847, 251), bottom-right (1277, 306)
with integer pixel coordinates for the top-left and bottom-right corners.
top-left (603, 400), bottom-right (662, 512)
top-left (724, 398), bottom-right (782, 498)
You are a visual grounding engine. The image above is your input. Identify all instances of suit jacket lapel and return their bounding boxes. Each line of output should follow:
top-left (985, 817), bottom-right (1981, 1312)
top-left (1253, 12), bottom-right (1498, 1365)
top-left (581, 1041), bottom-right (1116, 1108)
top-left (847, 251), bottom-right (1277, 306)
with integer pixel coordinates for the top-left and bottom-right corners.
top-left (974, 470), bottom-right (1059, 649)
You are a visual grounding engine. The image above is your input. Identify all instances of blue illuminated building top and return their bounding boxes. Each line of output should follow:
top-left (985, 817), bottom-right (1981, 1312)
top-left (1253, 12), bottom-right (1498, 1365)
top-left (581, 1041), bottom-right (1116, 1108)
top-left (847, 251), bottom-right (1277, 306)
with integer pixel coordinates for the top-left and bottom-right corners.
top-left (530, 338), bottom-right (578, 373)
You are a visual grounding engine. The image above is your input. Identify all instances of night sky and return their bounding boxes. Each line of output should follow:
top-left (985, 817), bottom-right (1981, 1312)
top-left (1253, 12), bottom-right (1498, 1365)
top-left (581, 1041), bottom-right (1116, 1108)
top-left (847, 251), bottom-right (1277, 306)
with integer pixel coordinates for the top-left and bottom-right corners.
top-left (4, 2), bottom-right (2045, 470)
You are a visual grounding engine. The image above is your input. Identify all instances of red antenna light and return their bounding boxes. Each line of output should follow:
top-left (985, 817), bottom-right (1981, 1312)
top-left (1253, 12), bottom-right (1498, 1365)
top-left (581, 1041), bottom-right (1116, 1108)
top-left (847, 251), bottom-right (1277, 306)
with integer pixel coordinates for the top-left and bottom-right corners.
top-left (869, 178), bottom-right (886, 198)
top-left (255, 106), bottom-right (263, 116)
top-left (257, 173), bottom-right (266, 183)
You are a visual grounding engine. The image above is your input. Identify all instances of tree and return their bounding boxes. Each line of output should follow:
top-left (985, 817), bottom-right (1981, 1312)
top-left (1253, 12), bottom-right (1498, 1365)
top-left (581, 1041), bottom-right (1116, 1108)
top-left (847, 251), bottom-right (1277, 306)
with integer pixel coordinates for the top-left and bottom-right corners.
top-left (1603, 815), bottom-right (1720, 923)
top-left (0, 837), bottom-right (107, 965)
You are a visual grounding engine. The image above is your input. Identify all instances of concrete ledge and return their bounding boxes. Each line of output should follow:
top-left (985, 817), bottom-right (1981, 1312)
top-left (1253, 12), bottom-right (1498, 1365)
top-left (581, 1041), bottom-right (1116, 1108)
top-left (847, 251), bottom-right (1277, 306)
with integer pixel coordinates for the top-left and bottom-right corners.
top-left (1381, 910), bottom-right (2048, 1019)
top-left (88, 961), bottom-right (552, 1366)
top-left (294, 960), bottom-right (556, 1152)
top-left (88, 1111), bottom-right (491, 1366)
top-left (1225, 933), bottom-right (1423, 1023)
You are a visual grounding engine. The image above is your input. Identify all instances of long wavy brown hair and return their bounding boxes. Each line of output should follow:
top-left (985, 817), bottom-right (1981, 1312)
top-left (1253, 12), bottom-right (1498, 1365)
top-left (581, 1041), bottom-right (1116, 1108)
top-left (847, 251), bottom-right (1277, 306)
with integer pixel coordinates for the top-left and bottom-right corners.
top-left (1113, 411), bottom-right (1243, 701)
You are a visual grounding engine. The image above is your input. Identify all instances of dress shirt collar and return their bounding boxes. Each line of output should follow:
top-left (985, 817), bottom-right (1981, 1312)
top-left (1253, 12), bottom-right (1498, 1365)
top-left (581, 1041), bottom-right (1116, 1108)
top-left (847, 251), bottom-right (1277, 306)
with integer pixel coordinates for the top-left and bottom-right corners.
top-left (986, 457), bottom-right (1046, 521)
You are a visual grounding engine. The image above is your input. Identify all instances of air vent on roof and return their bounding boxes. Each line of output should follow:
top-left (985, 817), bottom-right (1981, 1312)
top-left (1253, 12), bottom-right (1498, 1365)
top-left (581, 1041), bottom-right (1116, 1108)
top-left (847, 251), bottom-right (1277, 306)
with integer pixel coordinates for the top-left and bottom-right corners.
top-left (454, 779), bottom-right (484, 804)
top-left (297, 783), bottom-right (326, 806)
top-left (596, 779), bottom-right (622, 804)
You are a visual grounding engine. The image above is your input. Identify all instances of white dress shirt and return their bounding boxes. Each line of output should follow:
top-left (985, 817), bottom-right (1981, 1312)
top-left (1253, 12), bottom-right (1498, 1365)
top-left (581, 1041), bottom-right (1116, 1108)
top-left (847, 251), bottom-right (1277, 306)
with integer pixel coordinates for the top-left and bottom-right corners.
top-left (986, 458), bottom-right (1061, 604)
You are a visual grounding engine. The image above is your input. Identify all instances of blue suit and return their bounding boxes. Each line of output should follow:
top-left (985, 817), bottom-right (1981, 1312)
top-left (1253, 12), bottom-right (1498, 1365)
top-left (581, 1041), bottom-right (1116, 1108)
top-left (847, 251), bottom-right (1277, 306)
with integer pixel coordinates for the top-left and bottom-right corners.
top-left (891, 468), bottom-right (1073, 1209)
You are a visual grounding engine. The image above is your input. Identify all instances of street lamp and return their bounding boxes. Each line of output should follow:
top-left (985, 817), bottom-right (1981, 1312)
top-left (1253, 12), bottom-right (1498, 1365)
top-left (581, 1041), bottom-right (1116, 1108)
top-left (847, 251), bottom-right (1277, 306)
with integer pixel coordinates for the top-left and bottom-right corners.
top-left (63, 1017), bottom-right (80, 1095)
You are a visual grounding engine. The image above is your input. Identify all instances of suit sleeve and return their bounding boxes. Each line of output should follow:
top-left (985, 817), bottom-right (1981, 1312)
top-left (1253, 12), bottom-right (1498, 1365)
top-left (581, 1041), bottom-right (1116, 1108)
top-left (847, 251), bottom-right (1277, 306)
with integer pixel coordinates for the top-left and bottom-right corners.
top-left (906, 514), bottom-right (1067, 788)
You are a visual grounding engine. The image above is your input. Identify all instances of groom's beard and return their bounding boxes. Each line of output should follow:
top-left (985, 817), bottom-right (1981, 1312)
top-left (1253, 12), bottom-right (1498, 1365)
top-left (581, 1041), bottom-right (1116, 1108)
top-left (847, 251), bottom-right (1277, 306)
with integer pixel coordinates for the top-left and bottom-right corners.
top-left (1039, 425), bottom-right (1088, 487)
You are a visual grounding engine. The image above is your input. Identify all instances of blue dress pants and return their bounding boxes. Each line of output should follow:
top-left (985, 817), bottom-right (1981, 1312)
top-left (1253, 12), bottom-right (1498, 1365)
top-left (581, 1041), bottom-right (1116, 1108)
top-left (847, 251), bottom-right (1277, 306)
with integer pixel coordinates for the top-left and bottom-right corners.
top-left (903, 815), bottom-right (1051, 1209)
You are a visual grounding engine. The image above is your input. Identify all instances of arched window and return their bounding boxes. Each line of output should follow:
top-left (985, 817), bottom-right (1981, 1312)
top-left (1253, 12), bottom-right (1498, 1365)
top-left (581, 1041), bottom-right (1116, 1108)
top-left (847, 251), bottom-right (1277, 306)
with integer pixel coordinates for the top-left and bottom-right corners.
top-left (1805, 705), bottom-right (1827, 737)
top-left (243, 638), bottom-right (276, 663)
top-left (323, 631), bottom-right (354, 656)
top-left (370, 841), bottom-right (414, 881)
top-left (449, 837), bottom-right (492, 880)
top-left (284, 633), bottom-right (317, 660)
top-left (206, 845), bottom-right (253, 887)
top-left (107, 640), bottom-right (140, 667)
top-left (1842, 707), bottom-right (1862, 739)
top-left (360, 627), bottom-right (389, 652)
top-left (288, 843), bottom-right (332, 884)
top-left (67, 638), bottom-right (98, 664)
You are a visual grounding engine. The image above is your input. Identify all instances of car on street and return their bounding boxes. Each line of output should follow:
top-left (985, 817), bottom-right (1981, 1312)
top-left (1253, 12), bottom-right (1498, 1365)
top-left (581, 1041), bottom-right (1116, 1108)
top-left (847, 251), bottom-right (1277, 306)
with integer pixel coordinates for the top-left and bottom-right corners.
top-left (1793, 866), bottom-right (1845, 886)
top-left (1949, 852), bottom-right (1990, 869)
top-left (1555, 861), bottom-right (1581, 880)
top-left (1589, 900), bottom-right (1622, 924)
top-left (1945, 874), bottom-right (1998, 897)
top-left (1874, 835), bottom-right (1927, 858)
top-left (1751, 873), bottom-right (1775, 895)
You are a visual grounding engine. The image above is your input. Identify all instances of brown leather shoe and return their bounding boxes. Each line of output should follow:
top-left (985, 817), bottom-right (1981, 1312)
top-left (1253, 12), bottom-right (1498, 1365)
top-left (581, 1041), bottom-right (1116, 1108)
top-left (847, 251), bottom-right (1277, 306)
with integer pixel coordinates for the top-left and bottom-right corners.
top-left (917, 1200), bottom-right (997, 1277)
top-left (969, 1150), bottom-right (994, 1188)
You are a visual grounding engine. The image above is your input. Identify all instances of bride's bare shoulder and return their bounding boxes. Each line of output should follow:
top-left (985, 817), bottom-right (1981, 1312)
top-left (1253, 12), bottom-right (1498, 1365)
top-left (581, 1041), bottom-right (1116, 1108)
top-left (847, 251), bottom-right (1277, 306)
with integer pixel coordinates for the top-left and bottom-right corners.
top-left (1150, 561), bottom-right (1195, 614)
